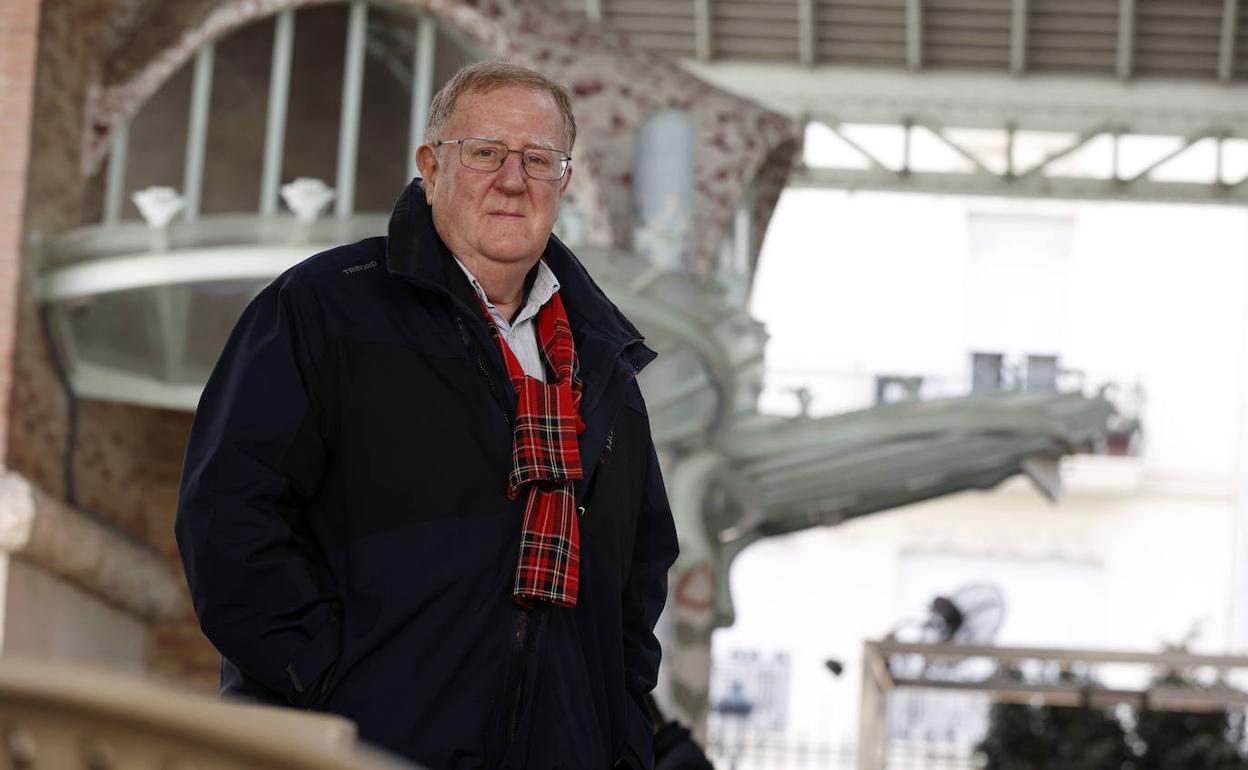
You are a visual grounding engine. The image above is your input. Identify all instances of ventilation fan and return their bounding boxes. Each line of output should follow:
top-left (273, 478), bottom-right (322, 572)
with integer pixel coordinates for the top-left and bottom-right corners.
top-left (886, 583), bottom-right (1006, 680)
top-left (927, 583), bottom-right (1005, 645)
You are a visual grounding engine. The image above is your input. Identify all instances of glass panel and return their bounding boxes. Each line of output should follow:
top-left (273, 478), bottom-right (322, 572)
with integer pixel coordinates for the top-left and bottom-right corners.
top-left (355, 5), bottom-right (426, 212)
top-left (200, 16), bottom-right (275, 215)
top-left (64, 280), bottom-right (266, 385)
top-left (432, 24), bottom-right (476, 94)
top-left (182, 280), bottom-right (269, 382)
top-left (283, 4), bottom-right (349, 193)
top-left (66, 289), bottom-right (168, 381)
top-left (122, 64), bottom-right (193, 221)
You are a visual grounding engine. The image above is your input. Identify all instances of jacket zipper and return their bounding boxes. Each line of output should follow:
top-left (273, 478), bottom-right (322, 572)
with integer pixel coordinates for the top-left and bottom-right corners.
top-left (508, 609), bottom-right (530, 741)
top-left (455, 314), bottom-right (513, 427)
top-left (456, 307), bottom-right (530, 748)
top-left (477, 345), bottom-right (513, 427)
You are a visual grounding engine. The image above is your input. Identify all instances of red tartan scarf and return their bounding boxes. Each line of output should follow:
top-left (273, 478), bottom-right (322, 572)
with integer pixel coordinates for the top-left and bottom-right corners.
top-left (476, 276), bottom-right (585, 608)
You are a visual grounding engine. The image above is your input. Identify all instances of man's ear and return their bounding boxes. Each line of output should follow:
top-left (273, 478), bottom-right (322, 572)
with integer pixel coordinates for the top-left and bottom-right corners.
top-left (415, 144), bottom-right (439, 203)
top-left (558, 163), bottom-right (574, 196)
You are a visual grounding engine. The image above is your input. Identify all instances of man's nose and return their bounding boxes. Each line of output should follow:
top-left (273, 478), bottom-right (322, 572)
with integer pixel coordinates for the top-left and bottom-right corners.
top-left (494, 152), bottom-right (527, 192)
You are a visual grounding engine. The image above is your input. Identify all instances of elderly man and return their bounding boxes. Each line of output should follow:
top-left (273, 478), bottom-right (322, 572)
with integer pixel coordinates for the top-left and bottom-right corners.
top-left (175, 61), bottom-right (678, 770)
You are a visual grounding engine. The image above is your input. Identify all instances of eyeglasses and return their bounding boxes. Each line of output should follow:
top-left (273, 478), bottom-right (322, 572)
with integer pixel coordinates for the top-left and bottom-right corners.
top-left (433, 138), bottom-right (572, 181)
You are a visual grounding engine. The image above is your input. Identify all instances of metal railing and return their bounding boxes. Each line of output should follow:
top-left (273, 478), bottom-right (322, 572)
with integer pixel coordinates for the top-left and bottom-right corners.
top-left (704, 732), bottom-right (981, 770)
top-left (858, 640), bottom-right (1248, 770)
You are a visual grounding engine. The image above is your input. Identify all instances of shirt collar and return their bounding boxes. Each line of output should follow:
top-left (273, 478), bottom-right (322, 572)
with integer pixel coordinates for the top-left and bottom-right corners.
top-left (387, 180), bottom-right (654, 376)
top-left (452, 256), bottom-right (561, 324)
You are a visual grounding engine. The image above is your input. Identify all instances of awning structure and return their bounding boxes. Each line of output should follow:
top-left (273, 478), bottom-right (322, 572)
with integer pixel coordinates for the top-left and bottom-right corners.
top-left (724, 391), bottom-right (1110, 518)
top-left (711, 392), bottom-right (1113, 626)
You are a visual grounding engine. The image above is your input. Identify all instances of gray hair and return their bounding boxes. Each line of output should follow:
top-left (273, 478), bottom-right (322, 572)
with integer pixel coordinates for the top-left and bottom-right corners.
top-left (425, 61), bottom-right (577, 150)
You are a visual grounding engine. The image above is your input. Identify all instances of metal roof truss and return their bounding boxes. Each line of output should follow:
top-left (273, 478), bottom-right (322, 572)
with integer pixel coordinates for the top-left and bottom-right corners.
top-left (683, 63), bottom-right (1248, 204)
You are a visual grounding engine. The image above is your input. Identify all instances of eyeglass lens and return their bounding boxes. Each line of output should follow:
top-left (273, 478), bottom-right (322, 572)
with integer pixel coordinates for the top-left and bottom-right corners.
top-left (459, 139), bottom-right (568, 180)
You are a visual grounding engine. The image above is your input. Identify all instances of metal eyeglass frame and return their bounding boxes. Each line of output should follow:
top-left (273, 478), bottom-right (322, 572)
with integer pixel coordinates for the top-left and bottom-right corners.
top-left (433, 137), bottom-right (573, 181)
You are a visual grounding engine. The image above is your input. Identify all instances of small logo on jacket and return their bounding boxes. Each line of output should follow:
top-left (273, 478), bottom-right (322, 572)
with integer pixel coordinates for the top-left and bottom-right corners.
top-left (342, 260), bottom-right (377, 276)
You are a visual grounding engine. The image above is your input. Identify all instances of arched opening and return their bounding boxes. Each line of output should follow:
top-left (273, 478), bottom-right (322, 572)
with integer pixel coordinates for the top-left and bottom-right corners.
top-left (41, 2), bottom-right (478, 410)
top-left (83, 2), bottom-right (477, 225)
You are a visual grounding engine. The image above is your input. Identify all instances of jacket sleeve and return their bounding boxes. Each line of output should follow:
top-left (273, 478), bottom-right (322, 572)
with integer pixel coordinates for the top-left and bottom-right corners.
top-left (620, 400), bottom-right (680, 770)
top-left (175, 276), bottom-right (340, 707)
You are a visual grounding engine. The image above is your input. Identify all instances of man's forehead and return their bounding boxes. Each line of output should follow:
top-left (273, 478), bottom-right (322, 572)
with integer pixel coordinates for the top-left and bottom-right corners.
top-left (448, 86), bottom-right (568, 147)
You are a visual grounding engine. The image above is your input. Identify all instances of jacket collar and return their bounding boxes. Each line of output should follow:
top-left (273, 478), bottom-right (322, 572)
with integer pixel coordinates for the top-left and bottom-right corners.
top-left (385, 178), bottom-right (656, 374)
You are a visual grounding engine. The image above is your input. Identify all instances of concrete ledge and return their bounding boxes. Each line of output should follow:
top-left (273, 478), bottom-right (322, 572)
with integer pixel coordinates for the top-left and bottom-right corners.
top-left (0, 471), bottom-right (187, 622)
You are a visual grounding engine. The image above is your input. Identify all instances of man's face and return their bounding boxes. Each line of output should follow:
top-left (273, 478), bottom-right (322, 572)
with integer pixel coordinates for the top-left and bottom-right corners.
top-left (416, 86), bottom-right (573, 272)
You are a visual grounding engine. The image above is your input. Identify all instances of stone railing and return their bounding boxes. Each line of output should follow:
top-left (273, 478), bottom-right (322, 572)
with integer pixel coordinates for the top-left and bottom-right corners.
top-left (0, 657), bottom-right (420, 769)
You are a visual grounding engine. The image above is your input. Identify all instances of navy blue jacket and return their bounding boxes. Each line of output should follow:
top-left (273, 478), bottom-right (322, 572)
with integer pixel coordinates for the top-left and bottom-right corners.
top-left (175, 179), bottom-right (679, 769)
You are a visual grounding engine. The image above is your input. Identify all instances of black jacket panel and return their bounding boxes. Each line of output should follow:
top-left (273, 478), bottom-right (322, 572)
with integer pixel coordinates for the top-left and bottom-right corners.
top-left (175, 179), bottom-right (679, 770)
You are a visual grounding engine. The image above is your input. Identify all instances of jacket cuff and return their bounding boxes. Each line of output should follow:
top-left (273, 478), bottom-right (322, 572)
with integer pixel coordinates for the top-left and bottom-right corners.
top-left (284, 613), bottom-right (341, 708)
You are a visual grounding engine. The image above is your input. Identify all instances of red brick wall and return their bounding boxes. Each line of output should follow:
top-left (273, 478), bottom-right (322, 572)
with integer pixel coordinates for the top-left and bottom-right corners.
top-left (0, 0), bottom-right (42, 468)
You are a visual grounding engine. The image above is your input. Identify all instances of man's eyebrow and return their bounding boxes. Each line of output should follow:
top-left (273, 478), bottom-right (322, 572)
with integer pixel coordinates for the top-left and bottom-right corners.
top-left (476, 135), bottom-right (563, 152)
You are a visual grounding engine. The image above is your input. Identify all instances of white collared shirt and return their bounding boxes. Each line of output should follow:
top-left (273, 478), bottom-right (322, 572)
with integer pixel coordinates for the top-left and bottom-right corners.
top-left (454, 257), bottom-right (561, 382)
